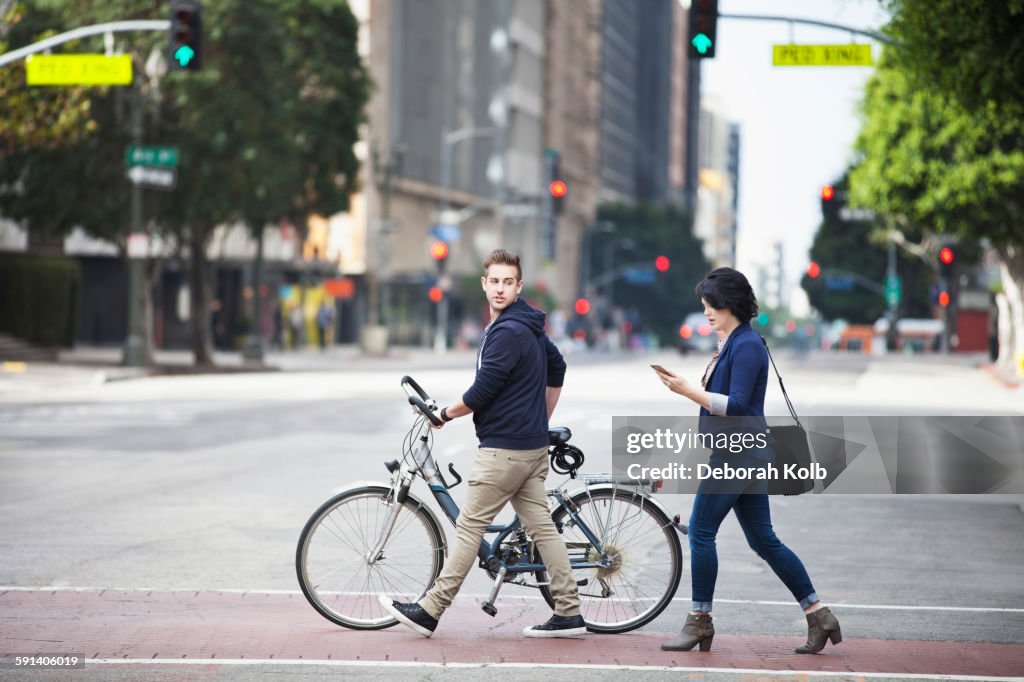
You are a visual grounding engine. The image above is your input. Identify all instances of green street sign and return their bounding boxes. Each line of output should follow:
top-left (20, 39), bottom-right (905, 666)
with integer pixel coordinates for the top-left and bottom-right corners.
top-left (126, 146), bottom-right (179, 168)
top-left (692, 33), bottom-right (713, 55)
top-left (885, 274), bottom-right (902, 307)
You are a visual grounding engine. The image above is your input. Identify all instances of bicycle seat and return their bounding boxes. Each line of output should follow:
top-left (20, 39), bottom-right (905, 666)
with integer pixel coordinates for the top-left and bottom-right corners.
top-left (548, 427), bottom-right (572, 445)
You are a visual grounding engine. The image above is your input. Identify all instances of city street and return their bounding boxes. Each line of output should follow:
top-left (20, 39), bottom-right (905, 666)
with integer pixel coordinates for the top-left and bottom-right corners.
top-left (1, 349), bottom-right (1023, 680)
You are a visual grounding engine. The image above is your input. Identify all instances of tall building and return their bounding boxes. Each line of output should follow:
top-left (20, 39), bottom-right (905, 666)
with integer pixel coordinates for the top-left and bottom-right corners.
top-left (361, 0), bottom-right (549, 341)
top-left (543, 0), bottom-right (603, 304)
top-left (597, 0), bottom-right (684, 206)
top-left (694, 95), bottom-right (739, 268)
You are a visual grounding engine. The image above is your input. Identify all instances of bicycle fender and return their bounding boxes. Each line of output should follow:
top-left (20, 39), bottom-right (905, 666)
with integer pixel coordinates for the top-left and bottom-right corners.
top-left (330, 481), bottom-right (450, 558)
top-left (567, 483), bottom-right (677, 525)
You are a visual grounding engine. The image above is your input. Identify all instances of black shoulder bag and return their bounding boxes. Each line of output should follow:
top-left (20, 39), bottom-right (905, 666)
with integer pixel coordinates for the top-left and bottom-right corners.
top-left (761, 336), bottom-right (814, 496)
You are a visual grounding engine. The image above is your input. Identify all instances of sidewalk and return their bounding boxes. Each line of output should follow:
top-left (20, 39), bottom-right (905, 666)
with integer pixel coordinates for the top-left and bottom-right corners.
top-left (56, 344), bottom-right (482, 377)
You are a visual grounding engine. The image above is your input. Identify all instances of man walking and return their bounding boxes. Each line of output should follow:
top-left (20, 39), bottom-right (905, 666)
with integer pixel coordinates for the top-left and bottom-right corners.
top-left (380, 248), bottom-right (584, 638)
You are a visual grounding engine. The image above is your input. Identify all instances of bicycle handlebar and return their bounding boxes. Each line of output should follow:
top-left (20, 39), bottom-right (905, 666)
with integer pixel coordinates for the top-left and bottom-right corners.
top-left (408, 395), bottom-right (444, 427)
top-left (401, 375), bottom-right (430, 402)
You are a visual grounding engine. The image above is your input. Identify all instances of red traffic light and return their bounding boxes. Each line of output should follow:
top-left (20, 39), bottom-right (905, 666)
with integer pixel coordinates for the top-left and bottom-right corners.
top-left (428, 286), bottom-right (444, 303)
top-left (574, 298), bottom-right (590, 315)
top-left (807, 261), bottom-right (821, 278)
top-left (679, 324), bottom-right (692, 339)
top-left (654, 255), bottom-right (670, 272)
top-left (430, 241), bottom-right (449, 260)
top-left (938, 291), bottom-right (951, 307)
top-left (549, 180), bottom-right (568, 198)
top-left (939, 247), bottom-right (954, 265)
top-left (821, 185), bottom-right (835, 201)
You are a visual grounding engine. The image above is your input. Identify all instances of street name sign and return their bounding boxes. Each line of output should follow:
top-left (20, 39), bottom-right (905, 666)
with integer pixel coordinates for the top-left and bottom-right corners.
top-left (25, 54), bottom-right (133, 85)
top-left (126, 146), bottom-right (179, 168)
top-left (885, 274), bottom-right (902, 307)
top-left (127, 165), bottom-right (176, 191)
top-left (773, 44), bottom-right (873, 67)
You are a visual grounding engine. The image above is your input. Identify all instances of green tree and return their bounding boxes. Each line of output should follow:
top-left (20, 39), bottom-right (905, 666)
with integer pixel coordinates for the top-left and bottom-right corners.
top-left (882, 0), bottom-right (1024, 118)
top-left (801, 173), bottom-right (932, 324)
top-left (850, 49), bottom-right (1024, 365)
top-left (591, 203), bottom-right (710, 344)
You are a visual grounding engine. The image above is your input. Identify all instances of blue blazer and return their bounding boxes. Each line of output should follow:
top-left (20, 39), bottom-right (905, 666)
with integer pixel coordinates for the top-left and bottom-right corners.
top-left (700, 322), bottom-right (769, 418)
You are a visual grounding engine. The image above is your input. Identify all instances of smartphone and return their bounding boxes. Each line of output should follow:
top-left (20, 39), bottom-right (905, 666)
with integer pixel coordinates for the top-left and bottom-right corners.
top-left (650, 364), bottom-right (672, 375)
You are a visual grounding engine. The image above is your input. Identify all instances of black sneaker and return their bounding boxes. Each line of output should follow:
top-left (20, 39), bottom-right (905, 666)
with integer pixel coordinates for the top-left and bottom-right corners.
top-left (523, 613), bottom-right (587, 638)
top-left (378, 595), bottom-right (438, 638)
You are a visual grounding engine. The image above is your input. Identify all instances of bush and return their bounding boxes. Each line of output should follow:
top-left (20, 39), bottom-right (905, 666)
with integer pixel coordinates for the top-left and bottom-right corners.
top-left (0, 253), bottom-right (80, 347)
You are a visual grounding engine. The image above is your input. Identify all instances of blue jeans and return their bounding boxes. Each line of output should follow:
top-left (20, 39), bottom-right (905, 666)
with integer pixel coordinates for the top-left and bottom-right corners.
top-left (689, 453), bottom-right (818, 612)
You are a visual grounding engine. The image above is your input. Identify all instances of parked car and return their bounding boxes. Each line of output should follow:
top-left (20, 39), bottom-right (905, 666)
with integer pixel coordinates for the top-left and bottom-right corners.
top-left (677, 312), bottom-right (718, 354)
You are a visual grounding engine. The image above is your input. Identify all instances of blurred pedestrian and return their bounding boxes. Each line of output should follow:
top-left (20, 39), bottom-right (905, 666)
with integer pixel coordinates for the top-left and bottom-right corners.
top-left (652, 267), bottom-right (842, 654)
top-left (289, 304), bottom-right (304, 349)
top-left (316, 299), bottom-right (334, 350)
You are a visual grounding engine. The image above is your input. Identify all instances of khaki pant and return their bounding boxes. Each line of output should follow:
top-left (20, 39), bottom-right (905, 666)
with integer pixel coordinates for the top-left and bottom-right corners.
top-left (419, 446), bottom-right (581, 619)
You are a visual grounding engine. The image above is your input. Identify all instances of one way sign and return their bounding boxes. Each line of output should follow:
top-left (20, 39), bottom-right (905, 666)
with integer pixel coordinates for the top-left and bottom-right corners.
top-left (127, 165), bottom-right (176, 191)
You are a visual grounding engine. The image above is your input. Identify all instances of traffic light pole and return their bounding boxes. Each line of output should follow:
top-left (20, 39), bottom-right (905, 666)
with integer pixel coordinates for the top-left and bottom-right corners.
top-left (0, 21), bottom-right (171, 67)
top-left (123, 80), bottom-right (147, 367)
top-left (716, 14), bottom-right (894, 46)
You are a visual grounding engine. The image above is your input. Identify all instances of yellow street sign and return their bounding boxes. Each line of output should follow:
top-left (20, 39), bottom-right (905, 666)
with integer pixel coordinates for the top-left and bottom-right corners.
top-left (25, 54), bottom-right (133, 86)
top-left (773, 44), bottom-right (873, 67)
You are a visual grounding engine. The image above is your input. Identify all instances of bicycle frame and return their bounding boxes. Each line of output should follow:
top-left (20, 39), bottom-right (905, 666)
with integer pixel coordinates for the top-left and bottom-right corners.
top-left (374, 428), bottom-right (653, 578)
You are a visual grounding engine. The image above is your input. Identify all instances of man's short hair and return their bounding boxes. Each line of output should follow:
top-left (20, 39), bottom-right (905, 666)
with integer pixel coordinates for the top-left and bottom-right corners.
top-left (483, 248), bottom-right (522, 281)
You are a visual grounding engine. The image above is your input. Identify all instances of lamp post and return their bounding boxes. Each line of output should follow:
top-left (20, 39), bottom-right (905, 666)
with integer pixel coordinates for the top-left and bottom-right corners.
top-left (604, 237), bottom-right (635, 309)
top-left (372, 143), bottom-right (404, 326)
top-left (360, 143), bottom-right (403, 355)
top-left (434, 126), bottom-right (497, 353)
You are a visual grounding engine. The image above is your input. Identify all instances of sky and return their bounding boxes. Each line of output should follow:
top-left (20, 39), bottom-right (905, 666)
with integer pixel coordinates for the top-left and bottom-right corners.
top-left (699, 0), bottom-right (892, 315)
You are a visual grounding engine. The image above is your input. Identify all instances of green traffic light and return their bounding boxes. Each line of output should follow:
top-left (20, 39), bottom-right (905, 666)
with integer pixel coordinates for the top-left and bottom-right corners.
top-left (692, 33), bottom-right (713, 55)
top-left (756, 312), bottom-right (770, 326)
top-left (174, 45), bottom-right (196, 67)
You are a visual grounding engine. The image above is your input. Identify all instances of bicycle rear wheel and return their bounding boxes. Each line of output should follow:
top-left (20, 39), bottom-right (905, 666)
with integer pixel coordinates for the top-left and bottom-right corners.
top-left (539, 487), bottom-right (683, 633)
top-left (296, 485), bottom-right (444, 629)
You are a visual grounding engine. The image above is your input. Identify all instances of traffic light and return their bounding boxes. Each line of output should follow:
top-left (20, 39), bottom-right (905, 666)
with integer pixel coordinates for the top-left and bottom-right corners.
top-left (169, 0), bottom-right (202, 71)
top-left (574, 298), bottom-right (590, 316)
top-left (654, 255), bottom-right (670, 272)
top-left (430, 240), bottom-right (449, 273)
top-left (938, 290), bottom-right (951, 307)
top-left (688, 0), bottom-right (719, 59)
top-left (939, 246), bottom-right (955, 278)
top-left (545, 151), bottom-right (567, 216)
top-left (807, 261), bottom-right (821, 278)
top-left (820, 185), bottom-right (835, 202)
top-left (428, 286), bottom-right (444, 303)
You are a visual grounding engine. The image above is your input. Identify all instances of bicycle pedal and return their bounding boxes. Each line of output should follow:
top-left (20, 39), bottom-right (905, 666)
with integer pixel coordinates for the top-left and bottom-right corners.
top-left (481, 602), bottom-right (497, 617)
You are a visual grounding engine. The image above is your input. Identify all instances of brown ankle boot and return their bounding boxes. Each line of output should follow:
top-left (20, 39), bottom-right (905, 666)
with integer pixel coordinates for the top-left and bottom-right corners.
top-left (795, 606), bottom-right (842, 654)
top-left (661, 612), bottom-right (714, 651)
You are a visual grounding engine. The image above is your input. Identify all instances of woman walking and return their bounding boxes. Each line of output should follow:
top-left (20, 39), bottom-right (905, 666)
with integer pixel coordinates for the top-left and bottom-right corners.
top-left (652, 267), bottom-right (841, 654)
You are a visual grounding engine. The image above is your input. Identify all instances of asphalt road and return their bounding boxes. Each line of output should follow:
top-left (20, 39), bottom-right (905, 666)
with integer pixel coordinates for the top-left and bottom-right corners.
top-left (1, 349), bottom-right (1022, 680)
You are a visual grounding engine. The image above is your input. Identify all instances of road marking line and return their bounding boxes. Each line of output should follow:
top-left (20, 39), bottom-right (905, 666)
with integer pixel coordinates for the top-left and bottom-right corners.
top-left (3, 586), bottom-right (1024, 614)
top-left (83, 659), bottom-right (1024, 680)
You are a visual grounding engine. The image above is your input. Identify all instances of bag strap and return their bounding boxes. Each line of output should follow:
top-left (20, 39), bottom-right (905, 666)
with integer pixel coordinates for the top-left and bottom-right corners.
top-left (760, 335), bottom-right (802, 429)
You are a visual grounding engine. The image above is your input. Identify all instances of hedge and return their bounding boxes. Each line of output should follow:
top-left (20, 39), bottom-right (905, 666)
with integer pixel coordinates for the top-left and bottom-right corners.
top-left (0, 253), bottom-right (81, 347)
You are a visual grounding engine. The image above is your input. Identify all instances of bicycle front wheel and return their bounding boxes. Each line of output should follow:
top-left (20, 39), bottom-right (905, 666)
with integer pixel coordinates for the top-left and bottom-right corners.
top-left (539, 487), bottom-right (683, 633)
top-left (296, 485), bottom-right (445, 629)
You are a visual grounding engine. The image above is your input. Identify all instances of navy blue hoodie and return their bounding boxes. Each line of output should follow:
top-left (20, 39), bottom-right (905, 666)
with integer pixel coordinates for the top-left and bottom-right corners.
top-left (462, 298), bottom-right (567, 450)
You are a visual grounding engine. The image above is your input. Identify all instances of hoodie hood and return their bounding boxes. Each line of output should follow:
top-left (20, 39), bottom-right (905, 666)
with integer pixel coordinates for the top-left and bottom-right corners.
top-left (492, 298), bottom-right (546, 337)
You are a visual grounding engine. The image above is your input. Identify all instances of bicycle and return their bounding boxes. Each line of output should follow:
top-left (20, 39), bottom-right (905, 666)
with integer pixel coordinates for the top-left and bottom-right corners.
top-left (296, 376), bottom-right (687, 634)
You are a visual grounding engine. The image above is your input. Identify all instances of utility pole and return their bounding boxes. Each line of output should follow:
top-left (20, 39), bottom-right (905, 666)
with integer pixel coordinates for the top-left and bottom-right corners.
top-left (123, 74), bottom-right (146, 367)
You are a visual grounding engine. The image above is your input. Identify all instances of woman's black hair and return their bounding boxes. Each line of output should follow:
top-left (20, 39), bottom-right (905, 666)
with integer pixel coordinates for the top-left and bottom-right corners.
top-left (694, 267), bottom-right (759, 323)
